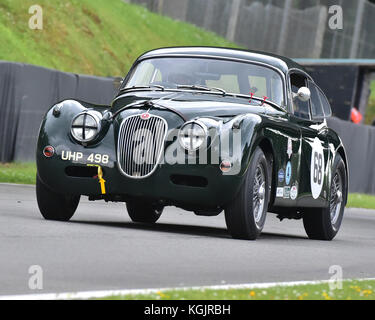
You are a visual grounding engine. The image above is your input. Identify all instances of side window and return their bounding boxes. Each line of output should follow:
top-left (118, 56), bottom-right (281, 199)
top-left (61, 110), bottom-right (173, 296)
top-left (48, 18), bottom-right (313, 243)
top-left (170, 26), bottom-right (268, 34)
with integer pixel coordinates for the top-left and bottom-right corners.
top-left (318, 89), bottom-right (332, 118)
top-left (290, 73), bottom-right (310, 120)
top-left (308, 81), bottom-right (325, 120)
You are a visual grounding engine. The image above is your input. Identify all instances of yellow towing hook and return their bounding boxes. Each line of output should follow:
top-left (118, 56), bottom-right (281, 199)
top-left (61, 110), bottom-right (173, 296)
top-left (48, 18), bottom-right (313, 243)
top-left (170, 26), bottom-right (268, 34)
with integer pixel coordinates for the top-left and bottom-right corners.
top-left (87, 164), bottom-right (106, 195)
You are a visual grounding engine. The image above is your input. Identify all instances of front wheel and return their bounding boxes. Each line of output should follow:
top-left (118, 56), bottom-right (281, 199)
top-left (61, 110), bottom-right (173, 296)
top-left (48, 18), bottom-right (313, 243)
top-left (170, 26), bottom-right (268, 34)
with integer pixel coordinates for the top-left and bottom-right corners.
top-left (126, 201), bottom-right (163, 224)
top-left (225, 147), bottom-right (270, 240)
top-left (303, 154), bottom-right (347, 240)
top-left (36, 175), bottom-right (80, 221)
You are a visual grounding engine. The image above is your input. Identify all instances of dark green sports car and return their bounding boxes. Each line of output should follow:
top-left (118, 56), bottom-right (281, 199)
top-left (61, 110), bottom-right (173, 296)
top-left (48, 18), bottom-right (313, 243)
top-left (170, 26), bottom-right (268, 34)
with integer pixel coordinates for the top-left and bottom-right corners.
top-left (36, 47), bottom-right (348, 241)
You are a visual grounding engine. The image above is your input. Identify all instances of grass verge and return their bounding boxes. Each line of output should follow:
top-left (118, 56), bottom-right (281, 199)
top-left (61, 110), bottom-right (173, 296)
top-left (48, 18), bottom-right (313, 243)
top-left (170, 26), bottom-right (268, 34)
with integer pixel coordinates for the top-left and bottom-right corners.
top-left (0, 0), bottom-right (238, 77)
top-left (1, 163), bottom-right (375, 210)
top-left (0, 162), bottom-right (36, 185)
top-left (347, 193), bottom-right (375, 210)
top-left (101, 279), bottom-right (375, 300)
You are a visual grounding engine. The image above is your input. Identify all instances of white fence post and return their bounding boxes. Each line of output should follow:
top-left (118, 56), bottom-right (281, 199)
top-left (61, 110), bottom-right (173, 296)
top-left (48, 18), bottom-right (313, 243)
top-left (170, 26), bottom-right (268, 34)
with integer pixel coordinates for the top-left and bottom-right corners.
top-left (156, 0), bottom-right (164, 14)
top-left (350, 0), bottom-right (366, 59)
top-left (226, 0), bottom-right (242, 42)
top-left (312, 6), bottom-right (328, 59)
top-left (277, 0), bottom-right (292, 55)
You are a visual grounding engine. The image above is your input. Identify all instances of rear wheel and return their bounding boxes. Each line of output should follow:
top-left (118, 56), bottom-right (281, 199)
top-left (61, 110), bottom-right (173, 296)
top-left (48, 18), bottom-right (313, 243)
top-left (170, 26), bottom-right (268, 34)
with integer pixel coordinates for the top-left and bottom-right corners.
top-left (36, 175), bottom-right (80, 221)
top-left (126, 201), bottom-right (163, 224)
top-left (225, 147), bottom-right (270, 240)
top-left (303, 154), bottom-right (347, 240)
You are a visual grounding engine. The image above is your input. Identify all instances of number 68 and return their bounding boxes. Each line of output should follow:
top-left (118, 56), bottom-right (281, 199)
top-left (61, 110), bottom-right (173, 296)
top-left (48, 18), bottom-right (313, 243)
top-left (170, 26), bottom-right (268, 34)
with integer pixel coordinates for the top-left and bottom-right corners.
top-left (313, 152), bottom-right (323, 185)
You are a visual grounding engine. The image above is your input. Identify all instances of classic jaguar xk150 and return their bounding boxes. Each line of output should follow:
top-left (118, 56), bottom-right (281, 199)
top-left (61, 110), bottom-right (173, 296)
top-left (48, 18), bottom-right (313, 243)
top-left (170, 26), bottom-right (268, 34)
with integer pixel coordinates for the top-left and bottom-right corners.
top-left (36, 47), bottom-right (348, 240)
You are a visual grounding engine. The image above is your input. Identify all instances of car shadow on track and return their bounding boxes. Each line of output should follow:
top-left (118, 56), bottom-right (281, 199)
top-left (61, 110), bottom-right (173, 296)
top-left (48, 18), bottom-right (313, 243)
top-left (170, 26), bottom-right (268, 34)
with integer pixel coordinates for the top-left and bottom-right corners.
top-left (69, 220), bottom-right (307, 241)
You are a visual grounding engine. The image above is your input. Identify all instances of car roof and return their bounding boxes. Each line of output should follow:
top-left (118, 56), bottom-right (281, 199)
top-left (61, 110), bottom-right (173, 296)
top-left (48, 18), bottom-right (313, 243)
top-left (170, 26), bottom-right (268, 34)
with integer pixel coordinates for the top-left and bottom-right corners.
top-left (138, 46), bottom-right (305, 74)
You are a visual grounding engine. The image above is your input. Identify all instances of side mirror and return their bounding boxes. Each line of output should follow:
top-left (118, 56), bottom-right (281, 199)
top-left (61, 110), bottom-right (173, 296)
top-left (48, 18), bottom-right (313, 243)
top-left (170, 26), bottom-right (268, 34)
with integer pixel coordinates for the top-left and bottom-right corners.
top-left (294, 87), bottom-right (311, 102)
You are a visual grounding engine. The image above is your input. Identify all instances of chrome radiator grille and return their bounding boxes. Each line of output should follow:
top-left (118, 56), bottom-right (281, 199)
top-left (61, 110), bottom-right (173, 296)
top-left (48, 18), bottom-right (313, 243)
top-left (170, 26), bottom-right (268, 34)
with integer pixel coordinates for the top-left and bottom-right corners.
top-left (117, 114), bottom-right (167, 178)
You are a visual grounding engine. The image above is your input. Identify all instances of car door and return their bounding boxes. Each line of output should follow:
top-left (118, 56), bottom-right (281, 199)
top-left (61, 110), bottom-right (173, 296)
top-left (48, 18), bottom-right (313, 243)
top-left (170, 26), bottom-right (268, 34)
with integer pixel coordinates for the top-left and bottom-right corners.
top-left (271, 72), bottom-right (304, 207)
top-left (300, 80), bottom-right (331, 207)
top-left (288, 73), bottom-right (330, 207)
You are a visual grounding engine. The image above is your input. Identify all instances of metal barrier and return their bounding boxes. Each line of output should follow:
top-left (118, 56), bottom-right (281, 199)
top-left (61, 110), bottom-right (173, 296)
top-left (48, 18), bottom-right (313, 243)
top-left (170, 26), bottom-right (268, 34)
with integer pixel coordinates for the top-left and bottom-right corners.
top-left (327, 117), bottom-right (375, 194)
top-left (0, 61), bottom-right (116, 163)
top-left (125, 0), bottom-right (375, 59)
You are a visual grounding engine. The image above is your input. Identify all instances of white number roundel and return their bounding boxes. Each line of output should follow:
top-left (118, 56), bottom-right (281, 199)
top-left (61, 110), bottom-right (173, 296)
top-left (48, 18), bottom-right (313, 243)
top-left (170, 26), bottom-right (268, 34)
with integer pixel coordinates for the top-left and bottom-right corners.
top-left (310, 138), bottom-right (325, 199)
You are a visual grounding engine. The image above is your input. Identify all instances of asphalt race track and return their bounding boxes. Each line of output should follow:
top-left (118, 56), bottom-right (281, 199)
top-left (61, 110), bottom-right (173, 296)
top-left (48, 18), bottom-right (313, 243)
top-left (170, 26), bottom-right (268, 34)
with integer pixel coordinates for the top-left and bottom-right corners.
top-left (0, 183), bottom-right (374, 296)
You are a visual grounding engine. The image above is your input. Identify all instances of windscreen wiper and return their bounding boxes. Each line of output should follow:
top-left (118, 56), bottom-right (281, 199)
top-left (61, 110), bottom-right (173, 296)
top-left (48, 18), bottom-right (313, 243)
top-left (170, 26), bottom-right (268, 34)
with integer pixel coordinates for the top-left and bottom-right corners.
top-left (176, 85), bottom-right (283, 109)
top-left (225, 93), bottom-right (284, 111)
top-left (177, 85), bottom-right (226, 95)
top-left (118, 84), bottom-right (165, 93)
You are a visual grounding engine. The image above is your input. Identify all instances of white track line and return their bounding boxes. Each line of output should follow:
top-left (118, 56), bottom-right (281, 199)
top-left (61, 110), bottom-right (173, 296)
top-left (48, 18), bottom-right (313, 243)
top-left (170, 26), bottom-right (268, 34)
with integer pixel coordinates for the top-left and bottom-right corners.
top-left (0, 183), bottom-right (35, 187)
top-left (1, 278), bottom-right (374, 300)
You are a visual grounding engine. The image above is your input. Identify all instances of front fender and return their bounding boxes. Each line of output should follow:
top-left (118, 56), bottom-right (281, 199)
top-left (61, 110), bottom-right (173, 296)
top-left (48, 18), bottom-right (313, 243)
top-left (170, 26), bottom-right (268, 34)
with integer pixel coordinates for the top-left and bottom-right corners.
top-left (218, 113), bottom-right (263, 178)
top-left (36, 99), bottom-right (113, 191)
top-left (327, 128), bottom-right (349, 205)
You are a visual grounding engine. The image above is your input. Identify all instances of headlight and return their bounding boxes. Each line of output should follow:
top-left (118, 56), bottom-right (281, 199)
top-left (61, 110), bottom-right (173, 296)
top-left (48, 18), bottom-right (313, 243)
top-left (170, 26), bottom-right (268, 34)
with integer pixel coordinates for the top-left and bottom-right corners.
top-left (71, 110), bottom-right (102, 143)
top-left (178, 121), bottom-right (208, 152)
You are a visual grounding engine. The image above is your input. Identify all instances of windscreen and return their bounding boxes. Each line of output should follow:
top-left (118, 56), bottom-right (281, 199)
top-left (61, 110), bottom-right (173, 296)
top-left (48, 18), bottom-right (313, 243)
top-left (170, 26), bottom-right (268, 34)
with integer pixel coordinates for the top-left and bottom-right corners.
top-left (125, 57), bottom-right (285, 106)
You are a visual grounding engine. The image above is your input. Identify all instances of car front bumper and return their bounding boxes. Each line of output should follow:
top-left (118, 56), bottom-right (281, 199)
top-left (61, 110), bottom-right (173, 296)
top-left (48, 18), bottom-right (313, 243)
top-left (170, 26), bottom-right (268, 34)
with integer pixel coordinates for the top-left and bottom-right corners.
top-left (37, 150), bottom-right (244, 209)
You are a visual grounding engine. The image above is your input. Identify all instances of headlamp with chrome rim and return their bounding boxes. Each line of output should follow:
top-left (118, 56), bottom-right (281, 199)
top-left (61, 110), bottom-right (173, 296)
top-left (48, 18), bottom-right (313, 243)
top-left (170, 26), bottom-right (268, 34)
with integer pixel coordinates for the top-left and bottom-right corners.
top-left (71, 110), bottom-right (102, 143)
top-left (178, 120), bottom-right (208, 152)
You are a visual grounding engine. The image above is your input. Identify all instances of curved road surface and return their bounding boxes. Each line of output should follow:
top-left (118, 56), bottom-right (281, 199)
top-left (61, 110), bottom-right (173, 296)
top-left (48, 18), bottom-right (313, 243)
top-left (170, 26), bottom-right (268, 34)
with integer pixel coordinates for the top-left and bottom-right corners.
top-left (0, 184), bottom-right (374, 296)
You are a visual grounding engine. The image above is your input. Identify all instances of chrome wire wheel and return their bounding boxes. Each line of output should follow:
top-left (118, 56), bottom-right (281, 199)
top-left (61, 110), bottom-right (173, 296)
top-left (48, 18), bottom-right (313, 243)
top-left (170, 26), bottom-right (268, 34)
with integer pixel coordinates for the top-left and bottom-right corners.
top-left (330, 172), bottom-right (343, 226)
top-left (252, 164), bottom-right (266, 225)
top-left (303, 154), bottom-right (346, 241)
top-left (224, 147), bottom-right (269, 240)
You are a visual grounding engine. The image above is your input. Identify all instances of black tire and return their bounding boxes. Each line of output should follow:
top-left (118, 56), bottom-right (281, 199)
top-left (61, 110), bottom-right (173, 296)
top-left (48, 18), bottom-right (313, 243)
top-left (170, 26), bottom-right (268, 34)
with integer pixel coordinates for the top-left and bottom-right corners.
top-left (225, 147), bottom-right (270, 240)
top-left (36, 175), bottom-right (80, 221)
top-left (126, 201), bottom-right (163, 224)
top-left (303, 154), bottom-right (347, 241)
